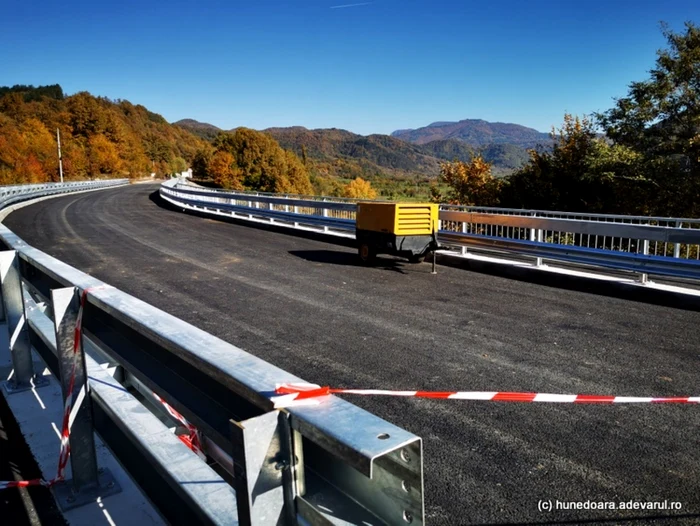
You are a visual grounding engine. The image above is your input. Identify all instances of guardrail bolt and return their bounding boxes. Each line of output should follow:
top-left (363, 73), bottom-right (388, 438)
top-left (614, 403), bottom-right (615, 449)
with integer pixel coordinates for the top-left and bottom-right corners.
top-left (274, 460), bottom-right (289, 471)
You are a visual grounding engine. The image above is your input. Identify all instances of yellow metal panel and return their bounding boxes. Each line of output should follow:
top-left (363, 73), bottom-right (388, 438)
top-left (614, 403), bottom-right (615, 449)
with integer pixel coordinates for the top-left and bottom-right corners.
top-left (394, 203), bottom-right (438, 235)
top-left (357, 202), bottom-right (438, 235)
top-left (356, 202), bottom-right (396, 233)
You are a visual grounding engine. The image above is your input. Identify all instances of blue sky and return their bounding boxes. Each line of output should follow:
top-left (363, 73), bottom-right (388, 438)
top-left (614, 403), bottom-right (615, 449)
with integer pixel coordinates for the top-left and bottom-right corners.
top-left (1, 0), bottom-right (698, 135)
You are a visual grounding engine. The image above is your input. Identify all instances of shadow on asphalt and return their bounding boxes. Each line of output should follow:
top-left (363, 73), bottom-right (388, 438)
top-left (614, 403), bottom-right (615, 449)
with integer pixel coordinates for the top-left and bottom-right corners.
top-left (288, 249), bottom-right (410, 274)
top-left (150, 189), bottom-right (700, 311)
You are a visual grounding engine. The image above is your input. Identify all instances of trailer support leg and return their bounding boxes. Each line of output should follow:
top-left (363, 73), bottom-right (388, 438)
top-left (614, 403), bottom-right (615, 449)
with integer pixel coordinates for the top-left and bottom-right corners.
top-left (431, 233), bottom-right (438, 275)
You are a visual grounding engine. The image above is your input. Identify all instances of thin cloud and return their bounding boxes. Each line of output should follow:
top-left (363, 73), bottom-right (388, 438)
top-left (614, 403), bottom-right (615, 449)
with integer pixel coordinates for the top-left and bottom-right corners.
top-left (330, 2), bottom-right (372, 9)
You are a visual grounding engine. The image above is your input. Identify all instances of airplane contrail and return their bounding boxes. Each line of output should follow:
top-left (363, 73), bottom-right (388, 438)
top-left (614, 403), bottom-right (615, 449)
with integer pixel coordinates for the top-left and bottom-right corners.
top-left (330, 2), bottom-right (372, 8)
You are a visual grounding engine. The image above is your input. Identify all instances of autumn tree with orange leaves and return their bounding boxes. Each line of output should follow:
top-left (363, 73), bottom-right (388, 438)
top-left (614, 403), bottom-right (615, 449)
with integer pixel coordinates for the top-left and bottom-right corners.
top-left (203, 128), bottom-right (314, 194)
top-left (434, 153), bottom-right (501, 206)
top-left (208, 150), bottom-right (244, 190)
top-left (0, 85), bottom-right (207, 183)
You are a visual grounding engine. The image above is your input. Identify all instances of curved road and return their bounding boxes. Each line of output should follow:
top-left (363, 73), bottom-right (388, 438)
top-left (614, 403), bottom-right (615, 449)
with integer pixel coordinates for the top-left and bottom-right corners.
top-left (6, 183), bottom-right (700, 525)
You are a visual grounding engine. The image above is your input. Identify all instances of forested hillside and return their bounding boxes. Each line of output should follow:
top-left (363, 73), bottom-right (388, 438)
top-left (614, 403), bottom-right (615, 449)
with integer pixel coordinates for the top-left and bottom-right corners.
top-left (190, 128), bottom-right (314, 195)
top-left (7, 20), bottom-right (693, 216)
top-left (417, 140), bottom-right (530, 173)
top-left (176, 119), bottom-right (533, 198)
top-left (177, 121), bottom-right (445, 198)
top-left (0, 85), bottom-right (206, 184)
top-left (265, 127), bottom-right (441, 175)
top-left (176, 119), bottom-right (532, 176)
top-left (173, 119), bottom-right (222, 141)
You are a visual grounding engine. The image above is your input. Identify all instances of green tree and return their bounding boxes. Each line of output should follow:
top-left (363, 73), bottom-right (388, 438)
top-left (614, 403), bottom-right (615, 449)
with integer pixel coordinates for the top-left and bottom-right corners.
top-left (501, 115), bottom-right (646, 213)
top-left (191, 148), bottom-right (213, 180)
top-left (171, 156), bottom-right (188, 174)
top-left (597, 22), bottom-right (700, 216)
top-left (0, 84), bottom-right (64, 101)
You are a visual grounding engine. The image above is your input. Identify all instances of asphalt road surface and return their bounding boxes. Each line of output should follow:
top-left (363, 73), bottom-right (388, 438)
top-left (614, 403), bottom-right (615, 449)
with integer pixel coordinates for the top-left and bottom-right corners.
top-left (5, 183), bottom-right (700, 525)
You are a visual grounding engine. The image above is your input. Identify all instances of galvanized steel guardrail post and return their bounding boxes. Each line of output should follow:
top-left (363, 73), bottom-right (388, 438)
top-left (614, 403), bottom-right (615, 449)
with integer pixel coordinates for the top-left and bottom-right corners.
top-left (0, 250), bottom-right (49, 393)
top-left (50, 286), bottom-right (122, 510)
top-left (230, 409), bottom-right (295, 524)
top-left (528, 211), bottom-right (544, 267)
top-left (641, 238), bottom-right (650, 283)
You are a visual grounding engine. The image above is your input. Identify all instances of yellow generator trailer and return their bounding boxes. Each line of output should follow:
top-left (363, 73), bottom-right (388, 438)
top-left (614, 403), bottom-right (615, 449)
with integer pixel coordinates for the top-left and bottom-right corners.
top-left (356, 202), bottom-right (439, 264)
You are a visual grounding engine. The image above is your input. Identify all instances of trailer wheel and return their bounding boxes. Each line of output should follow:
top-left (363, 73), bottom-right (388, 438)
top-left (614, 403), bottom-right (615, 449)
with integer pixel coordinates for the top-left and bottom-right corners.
top-left (408, 253), bottom-right (426, 264)
top-left (358, 243), bottom-right (376, 265)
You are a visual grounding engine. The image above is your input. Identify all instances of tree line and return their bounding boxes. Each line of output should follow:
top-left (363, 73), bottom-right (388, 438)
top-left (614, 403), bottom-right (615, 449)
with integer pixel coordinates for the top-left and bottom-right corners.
top-left (435, 23), bottom-right (700, 218)
top-left (0, 84), bottom-right (373, 198)
top-left (0, 88), bottom-right (206, 184)
top-left (190, 128), bottom-right (314, 194)
top-left (191, 128), bottom-right (381, 197)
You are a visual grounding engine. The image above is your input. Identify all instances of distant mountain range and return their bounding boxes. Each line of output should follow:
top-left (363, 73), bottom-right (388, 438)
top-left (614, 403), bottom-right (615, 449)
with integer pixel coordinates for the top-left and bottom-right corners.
top-left (174, 118), bottom-right (549, 177)
top-left (391, 119), bottom-right (551, 148)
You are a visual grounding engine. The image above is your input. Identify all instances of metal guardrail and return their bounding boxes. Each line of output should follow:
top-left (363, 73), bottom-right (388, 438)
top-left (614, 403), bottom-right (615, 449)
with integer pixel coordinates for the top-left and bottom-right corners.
top-left (160, 179), bottom-right (700, 282)
top-left (1, 179), bottom-right (424, 525)
top-left (439, 206), bottom-right (700, 265)
top-left (0, 179), bottom-right (129, 209)
top-left (167, 181), bottom-right (358, 227)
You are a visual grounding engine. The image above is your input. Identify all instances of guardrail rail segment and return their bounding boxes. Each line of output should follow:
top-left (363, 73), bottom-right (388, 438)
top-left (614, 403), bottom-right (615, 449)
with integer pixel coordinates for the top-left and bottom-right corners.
top-left (0, 179), bottom-right (425, 526)
top-left (0, 179), bottom-right (128, 210)
top-left (160, 178), bottom-right (700, 283)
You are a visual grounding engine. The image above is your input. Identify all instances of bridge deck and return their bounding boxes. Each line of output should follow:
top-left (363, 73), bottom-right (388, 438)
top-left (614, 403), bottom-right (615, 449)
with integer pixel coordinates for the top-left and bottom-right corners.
top-left (4, 183), bottom-right (700, 524)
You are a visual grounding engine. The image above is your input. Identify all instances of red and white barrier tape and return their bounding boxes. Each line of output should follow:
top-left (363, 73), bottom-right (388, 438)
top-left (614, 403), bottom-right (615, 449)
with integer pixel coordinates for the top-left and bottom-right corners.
top-left (0, 478), bottom-right (50, 490)
top-left (0, 286), bottom-right (106, 491)
top-left (272, 383), bottom-right (700, 408)
top-left (153, 393), bottom-right (205, 460)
